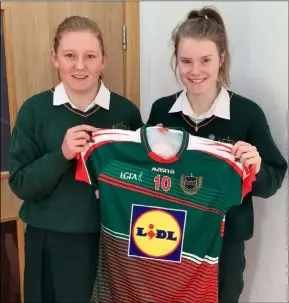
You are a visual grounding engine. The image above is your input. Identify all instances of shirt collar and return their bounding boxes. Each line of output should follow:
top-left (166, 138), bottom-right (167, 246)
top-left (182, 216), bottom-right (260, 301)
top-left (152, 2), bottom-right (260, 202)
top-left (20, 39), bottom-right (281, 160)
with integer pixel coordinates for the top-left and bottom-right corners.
top-left (169, 86), bottom-right (231, 120)
top-left (53, 81), bottom-right (110, 112)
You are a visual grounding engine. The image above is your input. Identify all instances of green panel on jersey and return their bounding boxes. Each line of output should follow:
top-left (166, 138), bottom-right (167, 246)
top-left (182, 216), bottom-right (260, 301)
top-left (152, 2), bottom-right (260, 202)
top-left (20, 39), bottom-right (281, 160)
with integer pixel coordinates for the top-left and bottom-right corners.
top-left (75, 125), bottom-right (254, 303)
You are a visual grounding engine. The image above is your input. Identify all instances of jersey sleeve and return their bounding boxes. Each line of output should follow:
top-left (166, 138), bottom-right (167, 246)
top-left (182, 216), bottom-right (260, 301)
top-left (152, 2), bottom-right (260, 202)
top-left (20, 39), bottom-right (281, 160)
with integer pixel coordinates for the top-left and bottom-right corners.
top-left (189, 137), bottom-right (256, 201)
top-left (75, 128), bottom-right (139, 187)
top-left (241, 165), bottom-right (256, 199)
top-left (75, 145), bottom-right (98, 187)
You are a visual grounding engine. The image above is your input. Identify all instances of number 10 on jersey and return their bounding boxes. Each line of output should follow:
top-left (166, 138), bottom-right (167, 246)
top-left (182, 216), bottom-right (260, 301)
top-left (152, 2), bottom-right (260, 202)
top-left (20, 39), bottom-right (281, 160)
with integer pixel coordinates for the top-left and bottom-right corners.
top-left (154, 175), bottom-right (172, 191)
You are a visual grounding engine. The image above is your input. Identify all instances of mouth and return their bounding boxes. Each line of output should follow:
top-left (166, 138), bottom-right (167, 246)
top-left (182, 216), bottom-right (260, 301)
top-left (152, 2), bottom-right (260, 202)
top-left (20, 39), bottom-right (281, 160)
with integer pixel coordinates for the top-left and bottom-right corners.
top-left (188, 78), bottom-right (207, 84)
top-left (72, 75), bottom-right (88, 80)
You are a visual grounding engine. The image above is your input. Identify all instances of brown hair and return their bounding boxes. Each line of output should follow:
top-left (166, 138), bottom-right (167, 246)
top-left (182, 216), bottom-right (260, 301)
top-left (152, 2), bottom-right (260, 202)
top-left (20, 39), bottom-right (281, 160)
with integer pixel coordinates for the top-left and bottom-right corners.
top-left (171, 6), bottom-right (231, 88)
top-left (53, 16), bottom-right (105, 80)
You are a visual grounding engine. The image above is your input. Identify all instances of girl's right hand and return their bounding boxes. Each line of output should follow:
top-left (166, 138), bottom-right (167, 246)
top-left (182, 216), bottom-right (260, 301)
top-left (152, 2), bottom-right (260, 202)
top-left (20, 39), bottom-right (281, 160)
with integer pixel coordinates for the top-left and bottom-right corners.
top-left (62, 124), bottom-right (98, 160)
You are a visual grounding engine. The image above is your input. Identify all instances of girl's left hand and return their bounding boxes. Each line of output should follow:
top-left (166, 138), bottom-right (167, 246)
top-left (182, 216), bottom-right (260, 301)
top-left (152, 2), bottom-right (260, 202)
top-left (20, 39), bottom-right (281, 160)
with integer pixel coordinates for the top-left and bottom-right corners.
top-left (231, 141), bottom-right (262, 174)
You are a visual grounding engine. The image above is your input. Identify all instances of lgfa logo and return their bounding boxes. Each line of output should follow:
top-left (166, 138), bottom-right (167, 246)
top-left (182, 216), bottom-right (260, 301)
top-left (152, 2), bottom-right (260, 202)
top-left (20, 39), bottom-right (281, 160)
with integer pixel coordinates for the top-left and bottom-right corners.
top-left (128, 205), bottom-right (187, 262)
top-left (120, 171), bottom-right (143, 182)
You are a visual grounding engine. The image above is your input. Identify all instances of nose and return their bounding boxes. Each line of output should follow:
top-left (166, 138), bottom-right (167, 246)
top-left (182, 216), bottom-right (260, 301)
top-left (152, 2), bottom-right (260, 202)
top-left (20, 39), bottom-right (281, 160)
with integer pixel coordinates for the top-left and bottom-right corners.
top-left (75, 58), bottom-right (86, 70)
top-left (190, 62), bottom-right (201, 75)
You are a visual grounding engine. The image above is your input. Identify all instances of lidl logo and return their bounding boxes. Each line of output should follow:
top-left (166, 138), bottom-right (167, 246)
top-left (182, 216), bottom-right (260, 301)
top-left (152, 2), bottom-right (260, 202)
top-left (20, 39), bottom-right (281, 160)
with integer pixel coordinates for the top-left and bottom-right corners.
top-left (128, 205), bottom-right (187, 262)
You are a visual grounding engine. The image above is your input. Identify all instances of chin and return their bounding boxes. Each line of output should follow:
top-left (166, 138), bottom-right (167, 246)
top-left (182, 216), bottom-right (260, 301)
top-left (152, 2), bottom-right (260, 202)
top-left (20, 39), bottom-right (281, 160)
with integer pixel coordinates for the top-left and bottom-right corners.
top-left (187, 85), bottom-right (208, 96)
top-left (68, 82), bottom-right (94, 93)
top-left (186, 80), bottom-right (212, 96)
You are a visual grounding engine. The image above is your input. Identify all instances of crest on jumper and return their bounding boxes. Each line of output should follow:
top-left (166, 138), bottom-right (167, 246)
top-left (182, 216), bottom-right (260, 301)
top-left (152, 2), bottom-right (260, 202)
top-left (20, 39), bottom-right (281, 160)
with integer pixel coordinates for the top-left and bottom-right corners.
top-left (180, 174), bottom-right (202, 195)
top-left (112, 122), bottom-right (129, 130)
top-left (128, 205), bottom-right (186, 262)
top-left (220, 136), bottom-right (235, 145)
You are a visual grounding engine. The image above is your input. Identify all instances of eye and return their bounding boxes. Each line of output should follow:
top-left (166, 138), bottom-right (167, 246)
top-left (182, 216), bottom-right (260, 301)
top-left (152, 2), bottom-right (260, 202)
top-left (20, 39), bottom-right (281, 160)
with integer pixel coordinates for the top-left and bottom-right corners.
top-left (181, 59), bottom-right (191, 64)
top-left (87, 54), bottom-right (96, 59)
top-left (65, 53), bottom-right (74, 58)
top-left (202, 58), bottom-right (211, 63)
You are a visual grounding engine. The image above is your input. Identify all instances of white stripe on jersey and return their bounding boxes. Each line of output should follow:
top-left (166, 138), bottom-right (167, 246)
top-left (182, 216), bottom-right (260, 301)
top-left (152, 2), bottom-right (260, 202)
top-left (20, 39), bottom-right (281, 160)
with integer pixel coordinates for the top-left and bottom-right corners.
top-left (81, 126), bottom-right (239, 170)
top-left (101, 224), bottom-right (219, 265)
top-left (101, 224), bottom-right (129, 240)
top-left (182, 253), bottom-right (219, 265)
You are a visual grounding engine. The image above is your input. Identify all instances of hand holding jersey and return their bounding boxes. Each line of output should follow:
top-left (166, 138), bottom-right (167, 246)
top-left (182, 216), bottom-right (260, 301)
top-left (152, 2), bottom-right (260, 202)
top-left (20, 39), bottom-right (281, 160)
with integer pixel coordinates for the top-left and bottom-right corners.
top-left (157, 123), bottom-right (261, 174)
top-left (62, 124), bottom-right (98, 160)
top-left (75, 126), bottom-right (256, 303)
top-left (232, 141), bottom-right (262, 174)
top-left (62, 124), bottom-right (101, 200)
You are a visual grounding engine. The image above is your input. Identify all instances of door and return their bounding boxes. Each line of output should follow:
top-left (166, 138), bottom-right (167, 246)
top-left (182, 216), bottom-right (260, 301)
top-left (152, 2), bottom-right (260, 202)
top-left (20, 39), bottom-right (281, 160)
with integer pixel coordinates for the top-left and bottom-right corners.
top-left (6, 2), bottom-right (128, 108)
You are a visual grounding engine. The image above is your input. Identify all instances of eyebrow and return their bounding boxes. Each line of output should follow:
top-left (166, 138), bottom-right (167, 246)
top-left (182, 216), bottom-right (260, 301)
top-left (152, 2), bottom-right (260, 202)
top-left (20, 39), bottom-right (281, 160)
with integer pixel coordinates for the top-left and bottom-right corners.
top-left (179, 55), bottom-right (213, 60)
top-left (61, 49), bottom-right (99, 53)
top-left (200, 55), bottom-right (213, 59)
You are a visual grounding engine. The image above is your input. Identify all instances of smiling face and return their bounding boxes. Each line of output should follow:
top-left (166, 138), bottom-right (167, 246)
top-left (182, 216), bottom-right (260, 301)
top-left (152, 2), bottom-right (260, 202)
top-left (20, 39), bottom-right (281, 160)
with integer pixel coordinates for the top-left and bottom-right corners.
top-left (177, 37), bottom-right (223, 96)
top-left (50, 30), bottom-right (107, 94)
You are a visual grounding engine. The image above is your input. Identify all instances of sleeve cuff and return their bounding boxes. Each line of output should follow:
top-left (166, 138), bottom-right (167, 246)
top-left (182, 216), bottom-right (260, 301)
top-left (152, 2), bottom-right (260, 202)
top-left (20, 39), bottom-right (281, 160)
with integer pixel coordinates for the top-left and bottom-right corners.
top-left (252, 165), bottom-right (267, 193)
top-left (52, 148), bottom-right (75, 169)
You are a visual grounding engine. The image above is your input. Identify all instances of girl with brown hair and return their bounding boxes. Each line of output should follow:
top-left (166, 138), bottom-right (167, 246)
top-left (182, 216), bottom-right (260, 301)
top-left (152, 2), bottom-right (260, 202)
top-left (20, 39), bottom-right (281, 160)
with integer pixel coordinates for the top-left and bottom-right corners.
top-left (9, 16), bottom-right (143, 302)
top-left (147, 6), bottom-right (287, 302)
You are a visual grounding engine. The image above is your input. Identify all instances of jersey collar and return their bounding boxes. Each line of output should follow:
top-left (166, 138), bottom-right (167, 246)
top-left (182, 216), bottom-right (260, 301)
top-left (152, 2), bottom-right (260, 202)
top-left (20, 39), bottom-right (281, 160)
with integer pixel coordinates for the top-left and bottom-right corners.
top-left (169, 86), bottom-right (231, 120)
top-left (53, 81), bottom-right (110, 112)
top-left (141, 125), bottom-right (189, 164)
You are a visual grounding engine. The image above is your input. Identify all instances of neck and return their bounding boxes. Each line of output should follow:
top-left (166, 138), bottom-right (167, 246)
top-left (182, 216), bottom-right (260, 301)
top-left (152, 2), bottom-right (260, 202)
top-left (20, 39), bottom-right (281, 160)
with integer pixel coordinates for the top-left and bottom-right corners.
top-left (64, 81), bottom-right (101, 111)
top-left (187, 85), bottom-right (220, 117)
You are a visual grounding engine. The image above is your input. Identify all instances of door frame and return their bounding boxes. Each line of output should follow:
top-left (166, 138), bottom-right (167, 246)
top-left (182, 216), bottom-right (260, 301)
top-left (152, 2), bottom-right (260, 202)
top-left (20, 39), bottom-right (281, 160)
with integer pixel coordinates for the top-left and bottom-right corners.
top-left (123, 1), bottom-right (140, 108)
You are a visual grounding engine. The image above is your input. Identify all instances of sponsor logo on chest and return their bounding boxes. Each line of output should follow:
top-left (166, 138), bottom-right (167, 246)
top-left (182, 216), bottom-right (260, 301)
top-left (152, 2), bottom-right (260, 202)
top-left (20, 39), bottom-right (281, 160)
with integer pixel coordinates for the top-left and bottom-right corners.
top-left (128, 204), bottom-right (187, 262)
top-left (151, 167), bottom-right (175, 174)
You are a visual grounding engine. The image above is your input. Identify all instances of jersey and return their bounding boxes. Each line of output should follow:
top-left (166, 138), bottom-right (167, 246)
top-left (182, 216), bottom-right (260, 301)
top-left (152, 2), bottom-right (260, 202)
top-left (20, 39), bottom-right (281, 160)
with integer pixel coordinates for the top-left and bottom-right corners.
top-left (75, 126), bottom-right (255, 303)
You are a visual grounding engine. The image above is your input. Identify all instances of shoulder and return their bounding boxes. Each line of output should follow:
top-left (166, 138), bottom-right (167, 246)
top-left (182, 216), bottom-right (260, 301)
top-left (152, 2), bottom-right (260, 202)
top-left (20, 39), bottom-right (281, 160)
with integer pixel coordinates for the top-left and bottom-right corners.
top-left (147, 91), bottom-right (183, 125)
top-left (150, 91), bottom-right (183, 113)
top-left (20, 89), bottom-right (53, 112)
top-left (17, 89), bottom-right (54, 121)
top-left (12, 89), bottom-right (53, 132)
top-left (229, 90), bottom-right (267, 121)
top-left (110, 91), bottom-right (140, 113)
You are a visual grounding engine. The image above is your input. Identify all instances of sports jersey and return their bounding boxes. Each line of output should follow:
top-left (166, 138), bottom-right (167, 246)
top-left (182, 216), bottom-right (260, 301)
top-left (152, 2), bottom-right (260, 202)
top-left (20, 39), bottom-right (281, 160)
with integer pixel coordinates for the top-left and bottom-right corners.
top-left (75, 125), bottom-right (255, 303)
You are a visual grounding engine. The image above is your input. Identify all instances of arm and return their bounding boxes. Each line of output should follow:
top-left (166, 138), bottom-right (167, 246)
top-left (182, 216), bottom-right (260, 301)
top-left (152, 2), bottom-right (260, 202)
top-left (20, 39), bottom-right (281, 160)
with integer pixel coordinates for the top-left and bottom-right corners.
top-left (129, 106), bottom-right (144, 130)
top-left (147, 102), bottom-right (158, 126)
top-left (8, 102), bottom-right (73, 201)
top-left (248, 105), bottom-right (287, 198)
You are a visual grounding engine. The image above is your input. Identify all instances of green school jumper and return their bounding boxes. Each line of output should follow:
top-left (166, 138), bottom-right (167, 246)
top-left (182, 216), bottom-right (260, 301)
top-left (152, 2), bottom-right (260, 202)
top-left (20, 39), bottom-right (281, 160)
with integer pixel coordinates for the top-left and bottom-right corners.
top-left (147, 90), bottom-right (287, 302)
top-left (8, 88), bottom-right (143, 303)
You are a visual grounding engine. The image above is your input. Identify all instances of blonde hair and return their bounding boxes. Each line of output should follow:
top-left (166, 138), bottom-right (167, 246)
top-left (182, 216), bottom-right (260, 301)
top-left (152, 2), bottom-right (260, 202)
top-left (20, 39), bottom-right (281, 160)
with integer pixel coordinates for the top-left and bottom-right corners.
top-left (53, 16), bottom-right (105, 80)
top-left (171, 6), bottom-right (231, 88)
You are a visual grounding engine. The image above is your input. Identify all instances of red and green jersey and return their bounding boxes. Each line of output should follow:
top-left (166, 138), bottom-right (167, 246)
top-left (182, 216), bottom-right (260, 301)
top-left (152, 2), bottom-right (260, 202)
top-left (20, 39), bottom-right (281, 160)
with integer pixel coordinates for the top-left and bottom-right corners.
top-left (75, 126), bottom-right (255, 303)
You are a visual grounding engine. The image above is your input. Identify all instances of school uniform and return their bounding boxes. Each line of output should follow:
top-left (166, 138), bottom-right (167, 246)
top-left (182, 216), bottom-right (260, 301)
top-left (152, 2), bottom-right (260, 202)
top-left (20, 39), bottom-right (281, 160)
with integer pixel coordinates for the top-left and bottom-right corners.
top-left (147, 86), bottom-right (287, 302)
top-left (8, 81), bottom-right (143, 303)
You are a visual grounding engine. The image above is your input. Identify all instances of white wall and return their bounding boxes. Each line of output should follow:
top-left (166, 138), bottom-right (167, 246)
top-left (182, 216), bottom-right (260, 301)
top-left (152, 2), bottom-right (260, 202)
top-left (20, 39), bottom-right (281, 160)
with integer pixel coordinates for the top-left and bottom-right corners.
top-left (140, 2), bottom-right (288, 302)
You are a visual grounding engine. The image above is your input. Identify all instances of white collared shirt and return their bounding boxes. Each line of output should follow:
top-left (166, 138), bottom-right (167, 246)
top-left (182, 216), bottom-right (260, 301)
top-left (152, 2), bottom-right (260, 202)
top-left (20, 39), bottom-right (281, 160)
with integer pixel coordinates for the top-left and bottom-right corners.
top-left (53, 81), bottom-right (111, 112)
top-left (169, 86), bottom-right (231, 121)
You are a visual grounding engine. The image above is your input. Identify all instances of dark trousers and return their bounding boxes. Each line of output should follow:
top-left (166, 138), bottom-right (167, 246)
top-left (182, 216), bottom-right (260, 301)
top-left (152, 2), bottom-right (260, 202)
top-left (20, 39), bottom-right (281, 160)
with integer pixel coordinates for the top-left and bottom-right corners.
top-left (218, 236), bottom-right (246, 303)
top-left (24, 225), bottom-right (99, 303)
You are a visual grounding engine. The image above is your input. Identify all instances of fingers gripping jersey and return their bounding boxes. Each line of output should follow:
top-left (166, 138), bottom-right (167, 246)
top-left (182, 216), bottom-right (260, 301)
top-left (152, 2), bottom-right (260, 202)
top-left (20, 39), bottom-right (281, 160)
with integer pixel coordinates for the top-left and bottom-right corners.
top-left (75, 126), bottom-right (255, 303)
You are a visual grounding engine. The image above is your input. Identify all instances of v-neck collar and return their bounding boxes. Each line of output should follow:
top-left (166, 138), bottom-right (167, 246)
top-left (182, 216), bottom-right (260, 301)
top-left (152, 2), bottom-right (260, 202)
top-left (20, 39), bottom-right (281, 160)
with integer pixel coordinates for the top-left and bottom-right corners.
top-left (53, 81), bottom-right (110, 111)
top-left (140, 125), bottom-right (189, 164)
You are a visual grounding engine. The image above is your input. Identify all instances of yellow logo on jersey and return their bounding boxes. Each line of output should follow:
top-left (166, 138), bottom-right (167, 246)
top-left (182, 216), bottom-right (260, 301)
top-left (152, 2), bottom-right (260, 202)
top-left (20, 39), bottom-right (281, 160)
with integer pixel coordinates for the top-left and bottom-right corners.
top-left (128, 205), bottom-right (186, 262)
